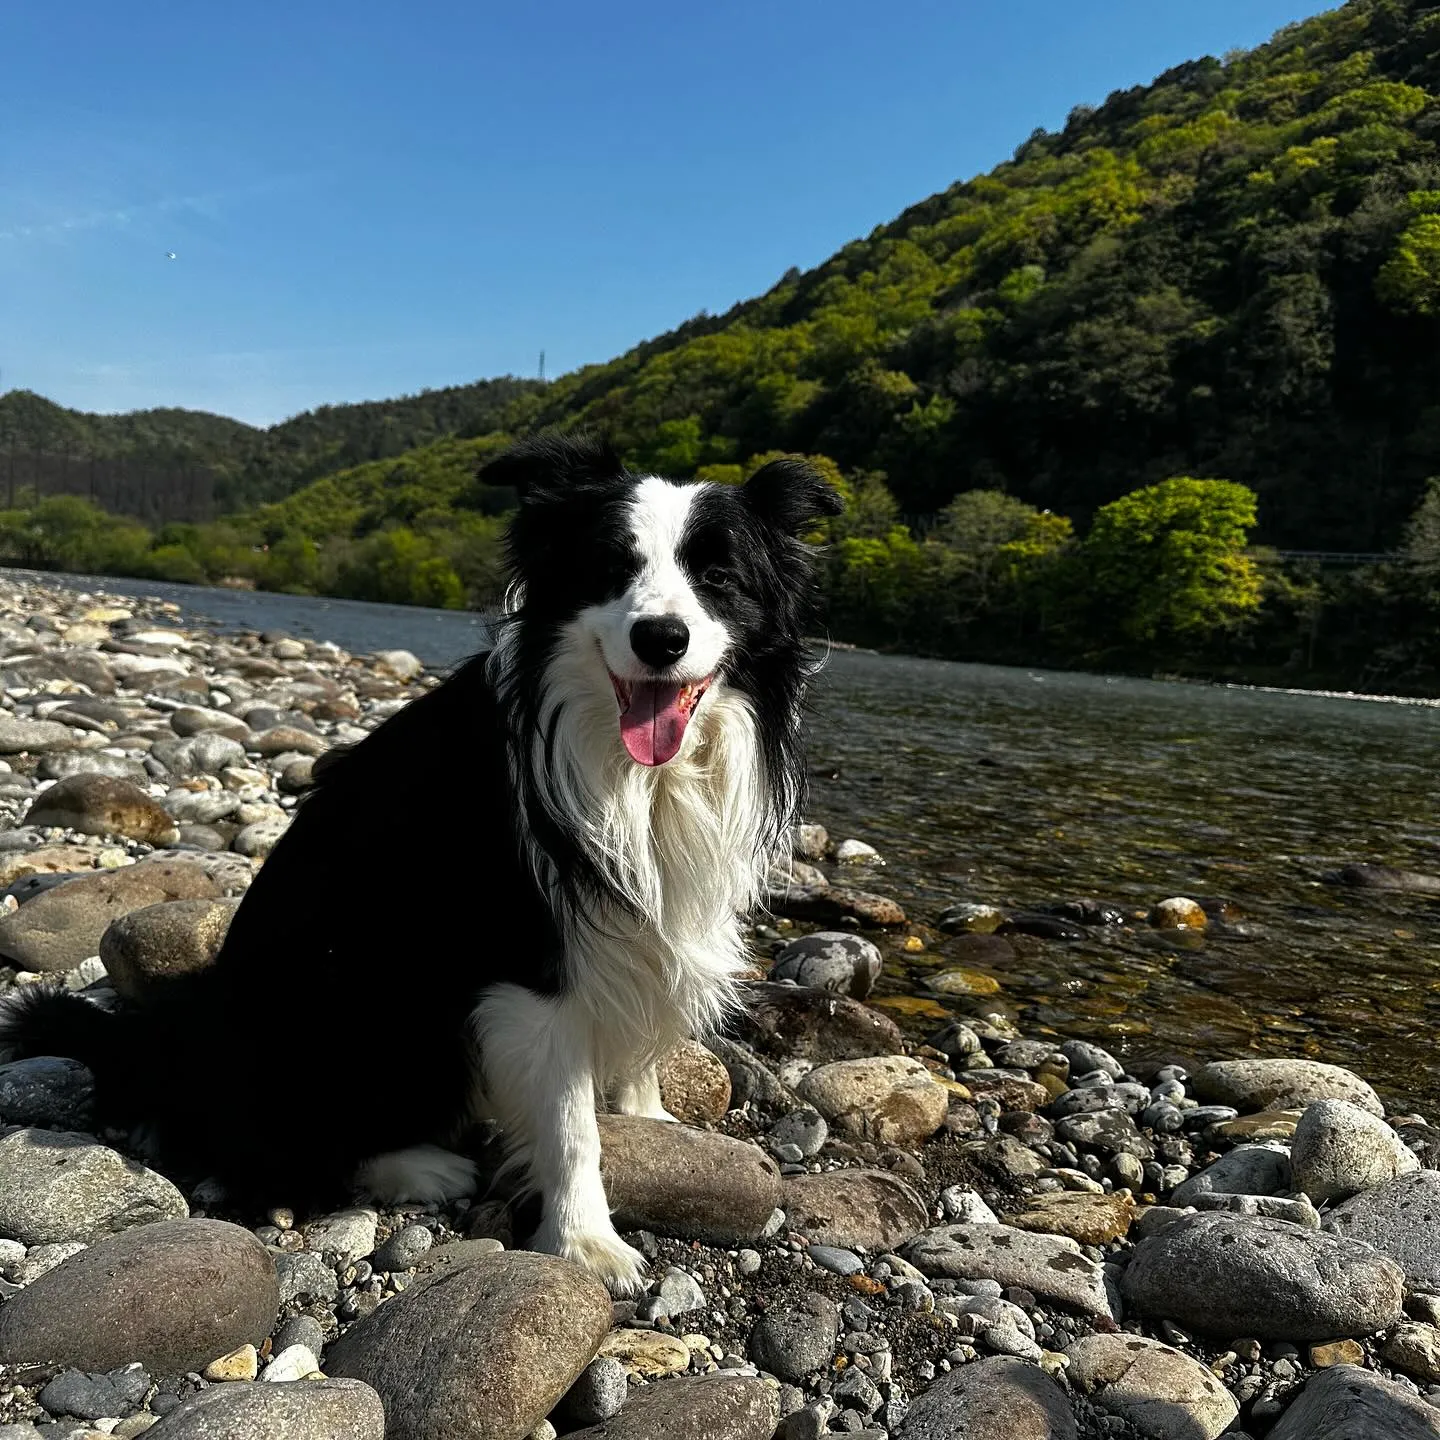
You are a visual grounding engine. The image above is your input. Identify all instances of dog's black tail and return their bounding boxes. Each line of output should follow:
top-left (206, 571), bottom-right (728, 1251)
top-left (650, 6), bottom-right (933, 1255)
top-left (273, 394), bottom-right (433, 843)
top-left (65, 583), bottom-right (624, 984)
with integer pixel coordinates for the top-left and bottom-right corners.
top-left (0, 986), bottom-right (148, 1119)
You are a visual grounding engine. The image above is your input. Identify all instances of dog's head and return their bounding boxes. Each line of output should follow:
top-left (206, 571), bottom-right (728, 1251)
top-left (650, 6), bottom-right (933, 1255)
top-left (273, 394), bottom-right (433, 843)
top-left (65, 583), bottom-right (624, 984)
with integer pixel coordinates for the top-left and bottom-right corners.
top-left (488, 432), bottom-right (842, 767)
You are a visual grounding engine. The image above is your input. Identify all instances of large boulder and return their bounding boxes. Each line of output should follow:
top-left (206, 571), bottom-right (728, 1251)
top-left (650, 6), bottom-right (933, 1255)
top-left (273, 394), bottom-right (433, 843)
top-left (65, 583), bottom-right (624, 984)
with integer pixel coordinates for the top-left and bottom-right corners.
top-left (770, 932), bottom-right (883, 999)
top-left (782, 1170), bottom-right (928, 1252)
top-left (0, 1219), bottom-right (278, 1375)
top-left (894, 1355), bottom-right (1076, 1439)
top-left (1267, 1364), bottom-right (1440, 1439)
top-left (326, 1249), bottom-right (610, 1440)
top-left (24, 774), bottom-right (179, 846)
top-left (1324, 1171), bottom-right (1440, 1291)
top-left (901, 1224), bottom-right (1116, 1320)
top-left (1291, 1099), bottom-right (1420, 1203)
top-left (99, 897), bottom-right (239, 999)
top-left (0, 1128), bottom-right (188, 1245)
top-left (0, 859), bottom-right (221, 971)
top-left (1122, 1212), bottom-right (1404, 1339)
top-left (736, 982), bottom-right (903, 1063)
top-left (1191, 1059), bottom-right (1383, 1117)
top-left (1065, 1334), bottom-right (1238, 1440)
top-left (598, 1116), bottom-right (781, 1245)
top-left (145, 1379), bottom-right (384, 1438)
top-left (795, 1055), bottom-right (948, 1146)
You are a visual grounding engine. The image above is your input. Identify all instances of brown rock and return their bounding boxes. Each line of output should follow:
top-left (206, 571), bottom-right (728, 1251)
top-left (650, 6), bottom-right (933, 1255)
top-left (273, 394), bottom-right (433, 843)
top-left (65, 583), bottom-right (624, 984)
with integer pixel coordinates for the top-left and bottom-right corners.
top-left (99, 897), bottom-right (239, 999)
top-left (248, 726), bottom-right (328, 757)
top-left (1065, 1334), bottom-right (1236, 1439)
top-left (1150, 897), bottom-right (1207, 930)
top-left (655, 1040), bottom-right (731, 1125)
top-left (595, 1328), bottom-right (691, 1377)
top-left (1383, 1322), bottom-right (1440, 1383)
top-left (738, 982), bottom-right (904, 1063)
top-left (1210, 1109), bottom-right (1304, 1142)
top-left (0, 845), bottom-right (119, 888)
top-left (768, 883), bottom-right (906, 928)
top-left (1310, 1338), bottom-right (1365, 1368)
top-left (783, 1170), bottom-right (928, 1251)
top-left (1003, 1191), bottom-right (1136, 1245)
top-left (598, 1116), bottom-right (781, 1245)
top-left (0, 1219), bottom-right (278, 1375)
top-left (0, 1128), bottom-right (188, 1244)
top-left (326, 1250), bottom-right (610, 1440)
top-left (959, 1071), bottom-right (1050, 1112)
top-left (565, 1376), bottom-right (780, 1440)
top-left (26, 774), bottom-right (180, 846)
top-left (0, 860), bottom-right (221, 972)
top-left (796, 1056), bottom-right (948, 1147)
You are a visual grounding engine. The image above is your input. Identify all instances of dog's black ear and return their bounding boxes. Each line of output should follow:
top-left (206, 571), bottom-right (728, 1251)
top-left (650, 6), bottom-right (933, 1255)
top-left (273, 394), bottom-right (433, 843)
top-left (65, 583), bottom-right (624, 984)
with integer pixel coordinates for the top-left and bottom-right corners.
top-left (742, 457), bottom-right (845, 534)
top-left (481, 431), bottom-right (627, 507)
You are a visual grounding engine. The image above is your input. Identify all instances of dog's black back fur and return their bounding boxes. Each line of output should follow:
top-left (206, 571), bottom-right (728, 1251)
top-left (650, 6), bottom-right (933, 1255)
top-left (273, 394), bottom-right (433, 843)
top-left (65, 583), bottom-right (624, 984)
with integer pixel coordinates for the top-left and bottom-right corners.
top-left (1, 653), bottom-right (556, 1202)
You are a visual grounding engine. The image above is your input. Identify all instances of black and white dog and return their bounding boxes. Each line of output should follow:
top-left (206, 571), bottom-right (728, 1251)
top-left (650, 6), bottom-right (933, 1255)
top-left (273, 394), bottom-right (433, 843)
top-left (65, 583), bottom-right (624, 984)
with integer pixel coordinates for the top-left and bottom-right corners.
top-left (0, 433), bottom-right (841, 1293)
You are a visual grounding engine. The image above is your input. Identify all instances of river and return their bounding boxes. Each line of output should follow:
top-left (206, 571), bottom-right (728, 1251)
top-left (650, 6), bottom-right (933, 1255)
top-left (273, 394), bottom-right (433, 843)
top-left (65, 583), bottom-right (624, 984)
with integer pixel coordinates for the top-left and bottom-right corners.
top-left (17, 569), bottom-right (1440, 1112)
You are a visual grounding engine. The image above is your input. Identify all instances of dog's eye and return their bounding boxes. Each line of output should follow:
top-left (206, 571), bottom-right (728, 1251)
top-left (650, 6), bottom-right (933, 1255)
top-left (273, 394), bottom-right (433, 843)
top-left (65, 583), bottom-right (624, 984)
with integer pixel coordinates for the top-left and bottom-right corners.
top-left (702, 566), bottom-right (734, 589)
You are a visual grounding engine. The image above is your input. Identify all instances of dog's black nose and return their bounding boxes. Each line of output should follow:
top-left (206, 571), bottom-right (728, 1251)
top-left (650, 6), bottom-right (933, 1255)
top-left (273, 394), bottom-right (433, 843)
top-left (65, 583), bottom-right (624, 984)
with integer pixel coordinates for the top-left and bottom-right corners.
top-left (630, 615), bottom-right (690, 668)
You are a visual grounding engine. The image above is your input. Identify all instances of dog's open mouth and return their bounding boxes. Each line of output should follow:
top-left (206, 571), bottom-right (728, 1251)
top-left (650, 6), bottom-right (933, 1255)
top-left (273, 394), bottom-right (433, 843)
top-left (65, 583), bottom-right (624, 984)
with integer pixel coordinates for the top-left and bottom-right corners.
top-left (609, 674), bottom-right (712, 766)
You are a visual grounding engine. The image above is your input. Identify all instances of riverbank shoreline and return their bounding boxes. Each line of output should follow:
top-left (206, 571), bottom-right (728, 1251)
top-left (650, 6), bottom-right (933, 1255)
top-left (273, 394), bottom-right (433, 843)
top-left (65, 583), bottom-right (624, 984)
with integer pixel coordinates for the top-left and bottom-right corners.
top-left (9, 564), bottom-right (1440, 710)
top-left (0, 572), bottom-right (1435, 1436)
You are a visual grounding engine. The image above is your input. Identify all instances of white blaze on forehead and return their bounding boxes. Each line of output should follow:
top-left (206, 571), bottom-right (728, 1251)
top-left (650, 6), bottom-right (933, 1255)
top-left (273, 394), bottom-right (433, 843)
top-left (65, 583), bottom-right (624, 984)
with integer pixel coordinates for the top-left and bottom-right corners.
top-left (627, 476), bottom-right (706, 602)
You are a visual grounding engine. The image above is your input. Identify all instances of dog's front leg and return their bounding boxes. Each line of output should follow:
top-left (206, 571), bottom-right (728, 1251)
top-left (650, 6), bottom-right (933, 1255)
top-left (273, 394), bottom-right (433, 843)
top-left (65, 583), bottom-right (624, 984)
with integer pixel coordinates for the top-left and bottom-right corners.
top-left (611, 1060), bottom-right (678, 1122)
top-left (473, 984), bottom-right (647, 1296)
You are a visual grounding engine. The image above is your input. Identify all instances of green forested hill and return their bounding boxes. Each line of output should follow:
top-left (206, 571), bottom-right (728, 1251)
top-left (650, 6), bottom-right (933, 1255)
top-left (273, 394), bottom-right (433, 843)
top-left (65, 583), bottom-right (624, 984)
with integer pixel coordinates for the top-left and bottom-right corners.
top-left (505, 0), bottom-right (1440, 549)
top-left (0, 376), bottom-right (541, 512)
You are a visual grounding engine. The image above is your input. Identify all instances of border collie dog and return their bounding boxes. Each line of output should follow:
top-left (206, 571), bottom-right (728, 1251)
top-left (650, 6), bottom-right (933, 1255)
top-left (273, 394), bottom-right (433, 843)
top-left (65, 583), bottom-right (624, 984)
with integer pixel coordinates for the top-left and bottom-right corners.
top-left (0, 433), bottom-right (841, 1293)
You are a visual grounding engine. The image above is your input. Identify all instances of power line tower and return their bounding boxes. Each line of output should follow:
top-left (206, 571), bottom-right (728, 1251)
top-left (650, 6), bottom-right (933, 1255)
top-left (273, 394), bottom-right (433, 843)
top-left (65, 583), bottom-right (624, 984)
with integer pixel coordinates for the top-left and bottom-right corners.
top-left (538, 350), bottom-right (545, 381)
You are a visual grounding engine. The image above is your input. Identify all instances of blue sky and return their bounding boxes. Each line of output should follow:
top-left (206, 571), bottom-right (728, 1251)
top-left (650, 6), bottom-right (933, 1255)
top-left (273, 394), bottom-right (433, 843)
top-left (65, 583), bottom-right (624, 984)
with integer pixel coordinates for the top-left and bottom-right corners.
top-left (3, 0), bottom-right (1330, 427)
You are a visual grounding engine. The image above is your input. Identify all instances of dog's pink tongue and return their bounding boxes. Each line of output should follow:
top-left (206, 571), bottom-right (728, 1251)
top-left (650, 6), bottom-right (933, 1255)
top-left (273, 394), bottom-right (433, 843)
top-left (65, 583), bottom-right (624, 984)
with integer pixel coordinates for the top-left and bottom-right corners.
top-left (620, 682), bottom-right (688, 766)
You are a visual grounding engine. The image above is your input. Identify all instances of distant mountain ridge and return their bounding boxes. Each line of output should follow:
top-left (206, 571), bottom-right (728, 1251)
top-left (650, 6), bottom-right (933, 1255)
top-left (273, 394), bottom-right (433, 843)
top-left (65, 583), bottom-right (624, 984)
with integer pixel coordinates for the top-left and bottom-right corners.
top-left (0, 377), bottom-right (542, 512)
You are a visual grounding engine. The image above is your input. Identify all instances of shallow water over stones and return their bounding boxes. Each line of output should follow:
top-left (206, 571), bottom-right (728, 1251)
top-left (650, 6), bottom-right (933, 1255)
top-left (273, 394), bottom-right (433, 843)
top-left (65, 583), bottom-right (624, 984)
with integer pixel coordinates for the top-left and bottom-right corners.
top-left (803, 650), bottom-right (1440, 1116)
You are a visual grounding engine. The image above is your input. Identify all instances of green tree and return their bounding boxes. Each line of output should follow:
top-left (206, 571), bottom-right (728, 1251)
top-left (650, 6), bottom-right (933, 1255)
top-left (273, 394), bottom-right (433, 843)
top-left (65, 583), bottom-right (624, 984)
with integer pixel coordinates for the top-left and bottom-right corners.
top-left (1376, 213), bottom-right (1440, 314)
top-left (1082, 478), bottom-right (1263, 644)
top-left (1403, 476), bottom-right (1440, 581)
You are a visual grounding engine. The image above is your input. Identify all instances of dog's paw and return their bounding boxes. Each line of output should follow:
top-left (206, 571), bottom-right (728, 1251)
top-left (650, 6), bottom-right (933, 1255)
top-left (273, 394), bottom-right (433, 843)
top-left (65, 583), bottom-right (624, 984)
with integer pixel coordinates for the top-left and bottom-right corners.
top-left (533, 1221), bottom-right (649, 1296)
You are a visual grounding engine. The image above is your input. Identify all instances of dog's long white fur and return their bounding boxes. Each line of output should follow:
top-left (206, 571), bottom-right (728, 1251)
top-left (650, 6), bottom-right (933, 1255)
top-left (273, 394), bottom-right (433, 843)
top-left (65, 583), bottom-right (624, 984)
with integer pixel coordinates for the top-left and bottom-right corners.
top-left (469, 478), bottom-right (781, 1293)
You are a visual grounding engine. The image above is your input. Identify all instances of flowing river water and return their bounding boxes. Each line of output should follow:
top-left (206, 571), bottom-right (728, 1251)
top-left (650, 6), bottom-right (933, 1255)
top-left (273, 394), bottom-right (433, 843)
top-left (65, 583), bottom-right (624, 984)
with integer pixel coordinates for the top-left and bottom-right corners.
top-left (18, 569), bottom-right (1440, 1113)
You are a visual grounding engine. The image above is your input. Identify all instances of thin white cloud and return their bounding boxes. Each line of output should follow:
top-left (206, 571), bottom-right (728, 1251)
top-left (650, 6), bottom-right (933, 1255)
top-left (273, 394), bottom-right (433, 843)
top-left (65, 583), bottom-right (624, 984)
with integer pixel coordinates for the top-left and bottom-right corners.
top-left (0, 175), bottom-right (311, 244)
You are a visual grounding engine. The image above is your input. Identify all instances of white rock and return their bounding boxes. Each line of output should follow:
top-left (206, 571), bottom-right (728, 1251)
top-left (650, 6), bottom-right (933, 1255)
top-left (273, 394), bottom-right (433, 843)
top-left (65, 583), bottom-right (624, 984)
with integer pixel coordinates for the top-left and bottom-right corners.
top-left (1291, 1099), bottom-right (1420, 1204)
top-left (940, 1188), bottom-right (1000, 1225)
top-left (262, 1343), bottom-right (322, 1382)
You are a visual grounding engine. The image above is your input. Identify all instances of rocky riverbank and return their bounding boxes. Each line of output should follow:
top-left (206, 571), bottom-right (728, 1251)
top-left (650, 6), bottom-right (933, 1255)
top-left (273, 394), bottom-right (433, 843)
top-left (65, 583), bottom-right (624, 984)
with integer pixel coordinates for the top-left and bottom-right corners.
top-left (0, 573), bottom-right (1436, 1438)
